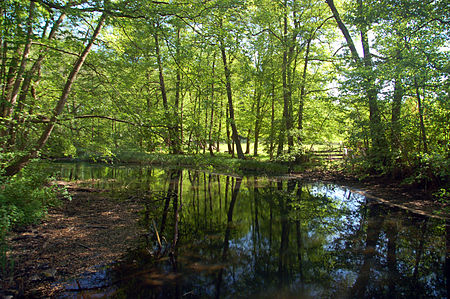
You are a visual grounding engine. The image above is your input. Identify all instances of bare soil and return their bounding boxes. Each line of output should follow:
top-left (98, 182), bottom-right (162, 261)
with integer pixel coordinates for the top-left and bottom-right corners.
top-left (293, 169), bottom-right (449, 220)
top-left (3, 181), bottom-right (146, 298)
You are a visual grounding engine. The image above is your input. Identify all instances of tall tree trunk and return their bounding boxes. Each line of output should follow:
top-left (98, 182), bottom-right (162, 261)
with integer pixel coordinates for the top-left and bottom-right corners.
top-left (269, 79), bottom-right (275, 160)
top-left (415, 78), bottom-right (428, 153)
top-left (217, 96), bottom-right (223, 152)
top-left (5, 1), bottom-right (35, 119)
top-left (226, 104), bottom-right (232, 155)
top-left (297, 17), bottom-right (332, 144)
top-left (253, 86), bottom-right (261, 156)
top-left (208, 53), bottom-right (216, 156)
top-left (391, 77), bottom-right (403, 153)
top-left (9, 12), bottom-right (66, 148)
top-left (325, 0), bottom-right (360, 63)
top-left (173, 26), bottom-right (182, 154)
top-left (277, 0), bottom-right (297, 156)
top-left (359, 13), bottom-right (386, 157)
top-left (297, 38), bottom-right (311, 143)
top-left (219, 37), bottom-right (244, 159)
top-left (3, 13), bottom-right (106, 177)
top-left (326, 0), bottom-right (387, 162)
top-left (245, 129), bottom-right (251, 154)
top-left (154, 25), bottom-right (176, 153)
top-left (1, 47), bottom-right (21, 118)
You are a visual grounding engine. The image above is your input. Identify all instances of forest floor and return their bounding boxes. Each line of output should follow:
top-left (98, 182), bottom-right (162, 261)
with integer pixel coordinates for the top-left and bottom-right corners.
top-left (3, 181), bottom-right (147, 297)
top-left (2, 167), bottom-right (448, 297)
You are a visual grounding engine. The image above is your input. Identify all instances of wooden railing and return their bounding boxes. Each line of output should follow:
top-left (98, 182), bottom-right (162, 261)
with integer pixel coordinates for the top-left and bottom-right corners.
top-left (307, 143), bottom-right (347, 161)
top-left (309, 149), bottom-right (345, 160)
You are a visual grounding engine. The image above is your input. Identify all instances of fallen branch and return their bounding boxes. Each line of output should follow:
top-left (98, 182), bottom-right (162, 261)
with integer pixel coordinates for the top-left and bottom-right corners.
top-left (152, 219), bottom-right (163, 251)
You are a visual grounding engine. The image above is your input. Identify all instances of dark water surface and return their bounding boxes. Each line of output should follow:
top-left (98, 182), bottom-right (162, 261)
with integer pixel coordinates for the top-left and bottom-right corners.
top-left (53, 163), bottom-right (448, 298)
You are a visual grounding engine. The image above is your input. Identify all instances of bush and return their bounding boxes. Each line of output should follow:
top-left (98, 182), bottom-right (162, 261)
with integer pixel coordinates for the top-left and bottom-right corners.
top-left (403, 152), bottom-right (450, 190)
top-left (0, 163), bottom-right (69, 276)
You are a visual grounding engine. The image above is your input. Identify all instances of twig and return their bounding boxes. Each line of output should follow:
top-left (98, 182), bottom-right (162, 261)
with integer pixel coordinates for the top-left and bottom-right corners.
top-left (152, 220), bottom-right (163, 250)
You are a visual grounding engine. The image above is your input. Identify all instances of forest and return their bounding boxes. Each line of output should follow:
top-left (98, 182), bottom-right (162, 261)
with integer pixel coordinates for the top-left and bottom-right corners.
top-left (0, 0), bottom-right (447, 173)
top-left (0, 0), bottom-right (449, 296)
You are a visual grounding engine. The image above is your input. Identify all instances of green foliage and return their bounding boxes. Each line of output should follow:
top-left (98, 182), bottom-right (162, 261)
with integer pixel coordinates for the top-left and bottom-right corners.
top-left (0, 164), bottom-right (63, 234)
top-left (0, 0), bottom-right (448, 193)
top-left (402, 152), bottom-right (450, 188)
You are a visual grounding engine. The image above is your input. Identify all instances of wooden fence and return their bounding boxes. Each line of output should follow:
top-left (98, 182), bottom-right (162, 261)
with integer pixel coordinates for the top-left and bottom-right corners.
top-left (307, 144), bottom-right (347, 161)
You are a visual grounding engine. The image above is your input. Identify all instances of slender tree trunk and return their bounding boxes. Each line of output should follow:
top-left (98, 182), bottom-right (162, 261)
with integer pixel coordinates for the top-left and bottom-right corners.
top-left (154, 25), bottom-right (177, 153)
top-left (253, 86), bottom-right (261, 156)
top-left (208, 53), bottom-right (216, 156)
top-left (269, 79), bottom-right (275, 160)
top-left (325, 0), bottom-right (359, 63)
top-left (297, 38), bottom-right (311, 143)
top-left (9, 12), bottom-right (66, 148)
top-left (277, 8), bottom-right (289, 157)
top-left (5, 2), bottom-right (35, 119)
top-left (391, 77), bottom-right (403, 153)
top-left (220, 42), bottom-right (244, 159)
top-left (1, 47), bottom-right (21, 118)
top-left (327, 0), bottom-right (387, 162)
top-left (245, 129), bottom-right (251, 154)
top-left (3, 13), bottom-right (106, 177)
top-left (217, 96), bottom-right (223, 152)
top-left (173, 26), bottom-right (182, 154)
top-left (360, 19), bottom-right (385, 156)
top-left (226, 104), bottom-right (232, 154)
top-left (415, 78), bottom-right (428, 153)
top-left (218, 17), bottom-right (244, 159)
top-left (277, 1), bottom-right (297, 156)
top-left (204, 100), bottom-right (208, 154)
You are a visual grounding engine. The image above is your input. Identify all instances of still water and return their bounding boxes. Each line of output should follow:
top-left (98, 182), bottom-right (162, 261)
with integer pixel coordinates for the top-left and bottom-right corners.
top-left (54, 163), bottom-right (448, 298)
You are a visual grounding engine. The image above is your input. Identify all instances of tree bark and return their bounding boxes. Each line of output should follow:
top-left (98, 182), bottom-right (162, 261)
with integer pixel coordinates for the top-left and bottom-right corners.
top-left (415, 78), bottom-right (428, 153)
top-left (154, 25), bottom-right (177, 153)
top-left (219, 35), bottom-right (244, 159)
top-left (9, 12), bottom-right (66, 148)
top-left (253, 85), bottom-right (262, 156)
top-left (3, 12), bottom-right (106, 177)
top-left (173, 26), bottom-right (182, 154)
top-left (208, 55), bottom-right (215, 156)
top-left (6, 1), bottom-right (35, 119)
top-left (325, 0), bottom-right (360, 63)
top-left (277, 0), bottom-right (297, 156)
top-left (297, 38), bottom-right (311, 143)
top-left (326, 0), bottom-right (387, 161)
top-left (269, 78), bottom-right (275, 160)
top-left (391, 77), bottom-right (403, 152)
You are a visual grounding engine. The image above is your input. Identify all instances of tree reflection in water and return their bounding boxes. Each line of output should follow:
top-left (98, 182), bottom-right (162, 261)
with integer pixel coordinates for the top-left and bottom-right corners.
top-left (56, 164), bottom-right (448, 298)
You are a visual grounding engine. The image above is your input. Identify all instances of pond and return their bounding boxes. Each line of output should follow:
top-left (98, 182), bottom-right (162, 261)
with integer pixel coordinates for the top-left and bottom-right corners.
top-left (53, 163), bottom-right (448, 298)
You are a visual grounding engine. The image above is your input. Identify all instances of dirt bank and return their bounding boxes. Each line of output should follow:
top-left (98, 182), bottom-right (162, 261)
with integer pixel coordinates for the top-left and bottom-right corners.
top-left (293, 169), bottom-right (449, 220)
top-left (2, 181), bottom-right (146, 297)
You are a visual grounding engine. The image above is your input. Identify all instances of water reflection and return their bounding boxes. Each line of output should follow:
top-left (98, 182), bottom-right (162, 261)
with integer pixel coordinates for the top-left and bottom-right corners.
top-left (54, 163), bottom-right (447, 298)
